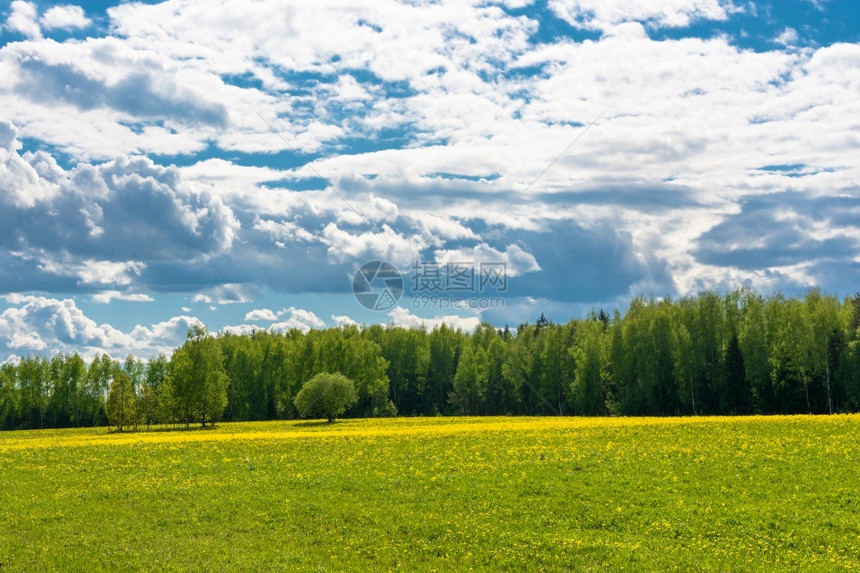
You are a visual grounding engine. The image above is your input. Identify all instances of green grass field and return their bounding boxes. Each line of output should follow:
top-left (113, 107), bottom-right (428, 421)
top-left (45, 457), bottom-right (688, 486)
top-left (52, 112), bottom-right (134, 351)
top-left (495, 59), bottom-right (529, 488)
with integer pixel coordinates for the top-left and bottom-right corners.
top-left (1, 416), bottom-right (859, 571)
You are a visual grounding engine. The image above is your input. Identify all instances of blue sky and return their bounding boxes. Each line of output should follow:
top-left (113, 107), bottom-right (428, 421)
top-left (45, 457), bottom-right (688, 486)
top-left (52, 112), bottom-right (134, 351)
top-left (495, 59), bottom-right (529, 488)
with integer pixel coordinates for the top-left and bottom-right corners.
top-left (1, 0), bottom-right (859, 360)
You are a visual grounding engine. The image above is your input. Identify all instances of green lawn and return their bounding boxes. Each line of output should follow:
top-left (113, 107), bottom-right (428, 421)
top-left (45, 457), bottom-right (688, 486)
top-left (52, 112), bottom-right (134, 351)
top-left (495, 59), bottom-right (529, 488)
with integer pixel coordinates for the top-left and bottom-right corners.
top-left (1, 416), bottom-right (858, 571)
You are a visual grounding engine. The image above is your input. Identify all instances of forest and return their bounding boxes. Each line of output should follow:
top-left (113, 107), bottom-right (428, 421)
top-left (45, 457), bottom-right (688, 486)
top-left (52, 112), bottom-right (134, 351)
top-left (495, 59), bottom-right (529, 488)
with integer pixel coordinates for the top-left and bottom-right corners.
top-left (2, 288), bottom-right (860, 431)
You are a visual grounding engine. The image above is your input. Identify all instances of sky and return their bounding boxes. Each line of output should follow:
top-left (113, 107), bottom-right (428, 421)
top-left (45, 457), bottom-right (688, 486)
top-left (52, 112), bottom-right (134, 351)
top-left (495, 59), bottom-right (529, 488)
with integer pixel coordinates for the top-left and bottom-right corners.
top-left (1, 0), bottom-right (859, 361)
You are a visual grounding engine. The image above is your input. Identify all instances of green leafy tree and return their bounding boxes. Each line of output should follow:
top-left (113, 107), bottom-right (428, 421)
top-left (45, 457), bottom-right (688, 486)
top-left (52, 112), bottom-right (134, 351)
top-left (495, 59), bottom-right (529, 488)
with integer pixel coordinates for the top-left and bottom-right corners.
top-left (294, 373), bottom-right (358, 422)
top-left (427, 325), bottom-right (463, 414)
top-left (0, 363), bottom-right (18, 430)
top-left (17, 356), bottom-right (49, 429)
top-left (805, 289), bottom-right (844, 413)
top-left (571, 318), bottom-right (607, 415)
top-left (739, 290), bottom-right (771, 413)
top-left (673, 323), bottom-right (696, 414)
top-left (168, 325), bottom-right (229, 427)
top-left (105, 371), bottom-right (136, 432)
top-left (539, 323), bottom-right (571, 415)
top-left (722, 334), bottom-right (750, 414)
top-left (380, 326), bottom-right (430, 415)
top-left (86, 354), bottom-right (117, 426)
top-left (123, 355), bottom-right (145, 429)
top-left (838, 340), bottom-right (860, 409)
top-left (450, 338), bottom-right (487, 414)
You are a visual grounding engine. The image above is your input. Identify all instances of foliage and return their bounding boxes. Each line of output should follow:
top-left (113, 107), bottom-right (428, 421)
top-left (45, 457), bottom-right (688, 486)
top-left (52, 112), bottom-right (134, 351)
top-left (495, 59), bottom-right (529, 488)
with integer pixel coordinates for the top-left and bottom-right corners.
top-left (105, 372), bottom-right (135, 432)
top-left (2, 288), bottom-right (860, 431)
top-left (167, 325), bottom-right (229, 427)
top-left (293, 373), bottom-right (358, 422)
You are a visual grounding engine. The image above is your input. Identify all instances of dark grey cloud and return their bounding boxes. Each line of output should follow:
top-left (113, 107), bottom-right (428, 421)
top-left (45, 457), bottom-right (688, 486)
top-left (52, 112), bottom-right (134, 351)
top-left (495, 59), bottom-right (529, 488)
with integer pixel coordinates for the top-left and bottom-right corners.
top-left (0, 156), bottom-right (238, 264)
top-left (531, 181), bottom-right (706, 211)
top-left (15, 59), bottom-right (228, 127)
top-left (694, 192), bottom-right (860, 271)
top-left (808, 261), bottom-right (860, 296)
top-left (446, 219), bottom-right (668, 303)
top-left (0, 252), bottom-right (81, 293)
top-left (0, 122), bottom-right (239, 293)
top-left (341, 174), bottom-right (704, 216)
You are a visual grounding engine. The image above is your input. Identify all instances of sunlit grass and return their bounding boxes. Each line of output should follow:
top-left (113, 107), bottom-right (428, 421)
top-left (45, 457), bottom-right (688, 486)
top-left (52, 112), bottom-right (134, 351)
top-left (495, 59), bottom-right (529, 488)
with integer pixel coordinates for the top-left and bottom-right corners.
top-left (1, 415), bottom-right (859, 571)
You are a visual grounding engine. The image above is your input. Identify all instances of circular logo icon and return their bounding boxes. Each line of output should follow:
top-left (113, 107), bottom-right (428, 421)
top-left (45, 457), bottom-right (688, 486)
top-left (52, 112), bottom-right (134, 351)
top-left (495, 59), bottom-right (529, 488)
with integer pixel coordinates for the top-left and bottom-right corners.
top-left (353, 260), bottom-right (403, 311)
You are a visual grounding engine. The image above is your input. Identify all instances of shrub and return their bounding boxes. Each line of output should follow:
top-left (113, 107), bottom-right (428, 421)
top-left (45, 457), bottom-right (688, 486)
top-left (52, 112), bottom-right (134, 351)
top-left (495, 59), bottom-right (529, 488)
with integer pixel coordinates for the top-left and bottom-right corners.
top-left (294, 373), bottom-right (358, 422)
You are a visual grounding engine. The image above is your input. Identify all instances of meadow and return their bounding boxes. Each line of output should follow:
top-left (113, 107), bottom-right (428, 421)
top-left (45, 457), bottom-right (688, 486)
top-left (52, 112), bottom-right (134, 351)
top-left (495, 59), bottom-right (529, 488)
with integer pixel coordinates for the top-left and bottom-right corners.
top-left (1, 416), bottom-right (858, 571)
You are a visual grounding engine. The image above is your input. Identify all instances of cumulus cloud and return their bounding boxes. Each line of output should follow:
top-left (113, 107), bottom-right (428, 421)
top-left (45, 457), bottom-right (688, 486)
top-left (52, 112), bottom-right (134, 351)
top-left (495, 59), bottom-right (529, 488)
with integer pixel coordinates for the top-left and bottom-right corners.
top-left (321, 223), bottom-right (426, 266)
top-left (548, 0), bottom-right (736, 31)
top-left (243, 306), bottom-right (326, 332)
top-left (15, 59), bottom-right (229, 128)
top-left (4, 1), bottom-right (41, 39)
top-left (0, 122), bottom-right (239, 293)
top-left (191, 284), bottom-right (262, 305)
top-left (253, 218), bottom-right (315, 245)
top-left (244, 308), bottom-right (279, 322)
top-left (129, 315), bottom-right (207, 354)
top-left (336, 194), bottom-right (399, 225)
top-left (41, 5), bottom-right (90, 30)
top-left (331, 314), bottom-right (358, 327)
top-left (0, 0), bottom-right (858, 354)
top-left (388, 307), bottom-right (481, 332)
top-left (776, 27), bottom-right (800, 47)
top-left (693, 192), bottom-right (860, 273)
top-left (0, 295), bottom-right (215, 360)
top-left (434, 243), bottom-right (541, 278)
top-left (269, 307), bottom-right (326, 332)
top-left (0, 120), bottom-right (61, 207)
top-left (0, 296), bottom-right (128, 358)
top-left (91, 291), bottom-right (154, 304)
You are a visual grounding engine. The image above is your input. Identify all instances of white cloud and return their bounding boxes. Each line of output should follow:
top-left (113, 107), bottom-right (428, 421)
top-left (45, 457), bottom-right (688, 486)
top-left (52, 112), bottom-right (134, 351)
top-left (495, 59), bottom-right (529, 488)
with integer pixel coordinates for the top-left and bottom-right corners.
top-left (37, 258), bottom-right (145, 287)
top-left (336, 194), bottom-right (399, 225)
top-left (0, 120), bottom-right (62, 207)
top-left (269, 307), bottom-right (326, 332)
top-left (191, 284), bottom-right (261, 305)
top-left (242, 306), bottom-right (326, 332)
top-left (435, 243), bottom-right (541, 277)
top-left (220, 324), bottom-right (261, 336)
top-left (253, 218), bottom-right (315, 245)
top-left (0, 122), bottom-right (240, 294)
top-left (331, 314), bottom-right (358, 327)
top-left (5, 1), bottom-right (41, 39)
top-left (0, 0), bottom-right (858, 329)
top-left (549, 0), bottom-right (736, 31)
top-left (91, 291), bottom-right (154, 304)
top-left (413, 214), bottom-right (478, 243)
top-left (129, 315), bottom-right (206, 356)
top-left (0, 296), bottom-right (131, 359)
top-left (776, 27), bottom-right (799, 47)
top-left (41, 5), bottom-right (90, 30)
top-left (244, 308), bottom-right (279, 322)
top-left (321, 223), bottom-right (426, 266)
top-left (388, 307), bottom-right (481, 332)
top-left (0, 296), bottom-right (217, 360)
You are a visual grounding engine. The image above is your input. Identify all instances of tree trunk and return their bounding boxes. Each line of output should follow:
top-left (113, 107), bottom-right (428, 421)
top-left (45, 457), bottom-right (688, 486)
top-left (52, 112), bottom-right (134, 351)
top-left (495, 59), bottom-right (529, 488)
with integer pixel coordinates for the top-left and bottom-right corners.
top-left (690, 375), bottom-right (696, 415)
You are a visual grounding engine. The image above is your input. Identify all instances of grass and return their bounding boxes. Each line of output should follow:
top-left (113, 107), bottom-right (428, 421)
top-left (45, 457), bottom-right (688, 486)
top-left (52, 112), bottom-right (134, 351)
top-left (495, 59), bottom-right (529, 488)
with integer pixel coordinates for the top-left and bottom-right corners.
top-left (1, 415), bottom-right (859, 571)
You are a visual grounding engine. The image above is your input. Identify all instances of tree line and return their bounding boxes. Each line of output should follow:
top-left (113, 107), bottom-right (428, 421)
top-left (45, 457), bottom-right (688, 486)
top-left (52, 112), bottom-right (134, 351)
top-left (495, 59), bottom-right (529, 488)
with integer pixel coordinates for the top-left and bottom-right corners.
top-left (1, 288), bottom-right (860, 431)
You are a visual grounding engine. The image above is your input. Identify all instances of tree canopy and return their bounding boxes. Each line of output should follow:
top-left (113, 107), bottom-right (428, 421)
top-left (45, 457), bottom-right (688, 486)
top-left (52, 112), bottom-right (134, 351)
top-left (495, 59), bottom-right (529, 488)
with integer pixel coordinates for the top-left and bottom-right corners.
top-left (1, 288), bottom-right (859, 432)
top-left (294, 373), bottom-right (358, 422)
